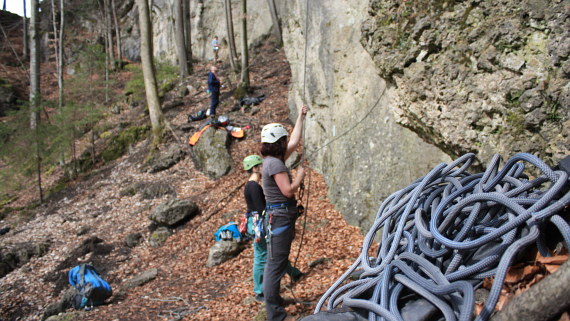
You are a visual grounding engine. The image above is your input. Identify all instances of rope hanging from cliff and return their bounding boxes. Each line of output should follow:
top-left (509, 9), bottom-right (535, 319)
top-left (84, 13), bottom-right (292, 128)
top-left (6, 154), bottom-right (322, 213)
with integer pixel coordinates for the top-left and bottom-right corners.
top-left (292, 0), bottom-right (312, 291)
top-left (313, 152), bottom-right (570, 321)
top-left (292, 0), bottom-right (311, 267)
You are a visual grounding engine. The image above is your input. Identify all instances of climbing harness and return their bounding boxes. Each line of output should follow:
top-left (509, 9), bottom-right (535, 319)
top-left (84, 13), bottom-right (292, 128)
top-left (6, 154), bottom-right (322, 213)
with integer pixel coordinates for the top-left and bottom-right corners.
top-left (266, 201), bottom-right (296, 210)
top-left (266, 212), bottom-right (291, 260)
top-left (312, 153), bottom-right (570, 321)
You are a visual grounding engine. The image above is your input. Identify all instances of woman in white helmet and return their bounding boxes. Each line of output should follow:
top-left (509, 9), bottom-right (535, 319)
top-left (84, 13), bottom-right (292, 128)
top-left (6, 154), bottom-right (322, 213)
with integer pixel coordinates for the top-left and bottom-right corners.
top-left (260, 105), bottom-right (307, 321)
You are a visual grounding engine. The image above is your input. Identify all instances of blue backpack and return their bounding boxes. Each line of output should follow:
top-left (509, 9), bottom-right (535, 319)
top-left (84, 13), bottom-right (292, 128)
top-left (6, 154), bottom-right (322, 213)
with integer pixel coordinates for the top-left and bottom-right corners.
top-left (214, 222), bottom-right (243, 242)
top-left (68, 264), bottom-right (113, 310)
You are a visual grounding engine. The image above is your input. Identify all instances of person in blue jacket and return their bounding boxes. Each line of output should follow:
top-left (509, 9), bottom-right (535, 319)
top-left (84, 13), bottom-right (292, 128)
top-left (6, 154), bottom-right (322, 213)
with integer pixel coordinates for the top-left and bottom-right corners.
top-left (207, 65), bottom-right (221, 116)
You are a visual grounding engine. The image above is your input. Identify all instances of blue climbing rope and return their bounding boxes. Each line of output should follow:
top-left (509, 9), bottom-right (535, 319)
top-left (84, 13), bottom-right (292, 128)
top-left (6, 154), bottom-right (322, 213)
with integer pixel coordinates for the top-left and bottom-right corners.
top-left (314, 153), bottom-right (570, 321)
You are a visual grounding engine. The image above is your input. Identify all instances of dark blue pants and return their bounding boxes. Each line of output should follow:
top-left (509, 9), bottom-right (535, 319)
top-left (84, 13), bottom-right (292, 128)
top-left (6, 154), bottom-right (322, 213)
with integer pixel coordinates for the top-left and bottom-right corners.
top-left (264, 207), bottom-right (298, 321)
top-left (209, 91), bottom-right (219, 115)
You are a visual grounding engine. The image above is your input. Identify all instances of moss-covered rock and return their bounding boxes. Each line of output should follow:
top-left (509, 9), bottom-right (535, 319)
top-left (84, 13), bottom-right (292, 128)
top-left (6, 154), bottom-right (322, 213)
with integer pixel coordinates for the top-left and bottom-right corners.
top-left (149, 227), bottom-right (172, 247)
top-left (362, 0), bottom-right (570, 166)
top-left (45, 311), bottom-right (80, 321)
top-left (0, 241), bottom-right (51, 278)
top-left (145, 144), bottom-right (186, 173)
top-left (190, 126), bottom-right (232, 179)
top-left (101, 125), bottom-right (150, 163)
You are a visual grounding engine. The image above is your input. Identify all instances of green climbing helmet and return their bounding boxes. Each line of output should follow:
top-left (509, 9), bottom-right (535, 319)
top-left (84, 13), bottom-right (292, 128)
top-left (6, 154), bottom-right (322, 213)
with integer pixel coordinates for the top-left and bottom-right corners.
top-left (243, 155), bottom-right (263, 171)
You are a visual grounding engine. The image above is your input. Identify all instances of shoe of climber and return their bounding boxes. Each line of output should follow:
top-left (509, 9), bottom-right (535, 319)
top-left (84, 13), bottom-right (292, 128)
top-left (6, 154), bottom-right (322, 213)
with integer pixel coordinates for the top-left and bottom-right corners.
top-left (292, 272), bottom-right (305, 283)
top-left (255, 293), bottom-right (264, 302)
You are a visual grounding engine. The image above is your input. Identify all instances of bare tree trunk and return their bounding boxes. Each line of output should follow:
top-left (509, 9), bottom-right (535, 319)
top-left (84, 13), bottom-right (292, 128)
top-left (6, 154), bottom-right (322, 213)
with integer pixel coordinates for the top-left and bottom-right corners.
top-left (136, 0), bottom-right (163, 146)
top-left (85, 47), bottom-right (98, 166)
top-left (29, 0), bottom-right (40, 129)
top-left (58, 0), bottom-right (64, 110)
top-left (111, 0), bottom-right (122, 67)
top-left (224, 0), bottom-right (238, 72)
top-left (240, 0), bottom-right (249, 87)
top-left (70, 105), bottom-right (78, 178)
top-left (266, 0), bottom-right (281, 46)
top-left (51, 0), bottom-right (59, 73)
top-left (23, 0), bottom-right (28, 59)
top-left (52, 0), bottom-right (65, 165)
top-left (183, 0), bottom-right (193, 74)
top-left (103, 0), bottom-right (115, 70)
top-left (35, 127), bottom-right (43, 203)
top-left (30, 0), bottom-right (43, 202)
top-left (174, 0), bottom-right (188, 79)
top-left (103, 24), bottom-right (110, 104)
top-left (50, 0), bottom-right (64, 110)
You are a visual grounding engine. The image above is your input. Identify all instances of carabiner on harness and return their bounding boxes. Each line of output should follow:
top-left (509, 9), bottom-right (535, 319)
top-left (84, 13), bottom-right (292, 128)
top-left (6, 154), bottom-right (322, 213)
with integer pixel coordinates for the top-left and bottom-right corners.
top-left (297, 204), bottom-right (305, 216)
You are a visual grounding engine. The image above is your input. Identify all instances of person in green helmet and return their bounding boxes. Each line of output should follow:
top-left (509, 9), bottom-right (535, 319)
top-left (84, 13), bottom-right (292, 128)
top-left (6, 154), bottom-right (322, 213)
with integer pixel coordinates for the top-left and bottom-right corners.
top-left (242, 155), bottom-right (303, 302)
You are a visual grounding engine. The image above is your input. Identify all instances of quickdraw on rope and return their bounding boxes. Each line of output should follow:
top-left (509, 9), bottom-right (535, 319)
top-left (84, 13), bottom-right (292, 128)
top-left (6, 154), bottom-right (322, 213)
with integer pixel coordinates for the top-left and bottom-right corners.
top-left (314, 152), bottom-right (570, 321)
top-left (297, 182), bottom-right (306, 216)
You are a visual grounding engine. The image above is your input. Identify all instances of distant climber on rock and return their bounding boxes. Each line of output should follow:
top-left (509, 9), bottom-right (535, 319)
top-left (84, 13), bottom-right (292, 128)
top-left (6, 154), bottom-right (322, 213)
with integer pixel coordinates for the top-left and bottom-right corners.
top-left (260, 104), bottom-right (308, 321)
top-left (207, 65), bottom-right (221, 116)
top-left (212, 35), bottom-right (220, 62)
top-left (242, 155), bottom-right (303, 302)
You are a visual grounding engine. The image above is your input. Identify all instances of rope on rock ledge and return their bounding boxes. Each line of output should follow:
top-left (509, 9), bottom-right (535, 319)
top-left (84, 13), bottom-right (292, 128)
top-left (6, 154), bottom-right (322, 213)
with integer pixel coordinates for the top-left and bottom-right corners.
top-left (314, 153), bottom-right (570, 321)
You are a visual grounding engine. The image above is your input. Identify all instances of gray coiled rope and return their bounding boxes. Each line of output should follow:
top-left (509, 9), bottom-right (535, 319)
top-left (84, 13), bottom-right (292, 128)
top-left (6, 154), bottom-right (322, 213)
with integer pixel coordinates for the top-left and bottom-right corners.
top-left (314, 153), bottom-right (570, 321)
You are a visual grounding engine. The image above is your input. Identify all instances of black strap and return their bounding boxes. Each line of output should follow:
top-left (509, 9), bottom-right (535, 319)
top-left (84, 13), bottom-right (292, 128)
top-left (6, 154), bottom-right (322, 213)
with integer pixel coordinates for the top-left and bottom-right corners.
top-left (78, 264), bottom-right (86, 288)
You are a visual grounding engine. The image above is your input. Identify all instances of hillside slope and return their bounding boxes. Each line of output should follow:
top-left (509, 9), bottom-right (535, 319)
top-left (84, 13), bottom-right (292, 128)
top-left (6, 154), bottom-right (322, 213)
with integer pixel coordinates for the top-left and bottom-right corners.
top-left (0, 41), bottom-right (364, 321)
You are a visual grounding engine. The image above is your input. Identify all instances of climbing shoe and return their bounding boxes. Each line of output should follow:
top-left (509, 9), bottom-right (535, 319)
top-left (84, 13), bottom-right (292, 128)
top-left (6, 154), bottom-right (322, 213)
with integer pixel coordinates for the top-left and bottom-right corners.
top-left (292, 272), bottom-right (305, 283)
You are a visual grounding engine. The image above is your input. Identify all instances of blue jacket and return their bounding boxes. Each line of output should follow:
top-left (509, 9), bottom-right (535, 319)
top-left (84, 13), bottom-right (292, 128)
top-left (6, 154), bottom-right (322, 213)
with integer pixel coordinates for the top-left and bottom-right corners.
top-left (208, 72), bottom-right (221, 93)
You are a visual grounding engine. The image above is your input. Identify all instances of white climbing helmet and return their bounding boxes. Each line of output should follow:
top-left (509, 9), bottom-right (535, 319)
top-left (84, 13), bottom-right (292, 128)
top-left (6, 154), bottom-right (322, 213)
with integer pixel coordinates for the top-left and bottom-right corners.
top-left (261, 123), bottom-right (288, 143)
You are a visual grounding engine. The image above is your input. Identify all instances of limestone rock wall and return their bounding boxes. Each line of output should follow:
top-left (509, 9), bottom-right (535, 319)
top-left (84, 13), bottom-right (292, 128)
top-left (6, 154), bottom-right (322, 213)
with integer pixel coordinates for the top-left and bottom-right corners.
top-left (120, 0), bottom-right (273, 64)
top-left (361, 0), bottom-right (570, 167)
top-left (280, 0), bottom-right (450, 230)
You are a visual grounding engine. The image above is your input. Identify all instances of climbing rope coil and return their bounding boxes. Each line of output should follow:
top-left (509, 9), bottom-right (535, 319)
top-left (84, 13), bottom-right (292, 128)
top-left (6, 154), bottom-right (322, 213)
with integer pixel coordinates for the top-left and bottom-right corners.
top-left (315, 153), bottom-right (570, 321)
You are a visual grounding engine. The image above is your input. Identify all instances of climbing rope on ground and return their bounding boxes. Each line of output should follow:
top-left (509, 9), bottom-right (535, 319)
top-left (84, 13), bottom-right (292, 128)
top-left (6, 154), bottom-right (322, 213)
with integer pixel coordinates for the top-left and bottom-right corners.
top-left (313, 152), bottom-right (570, 321)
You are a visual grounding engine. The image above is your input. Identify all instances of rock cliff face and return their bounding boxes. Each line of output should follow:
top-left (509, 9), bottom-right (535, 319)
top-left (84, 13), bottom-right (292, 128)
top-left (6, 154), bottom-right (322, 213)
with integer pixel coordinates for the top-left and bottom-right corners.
top-left (120, 0), bottom-right (273, 63)
top-left (361, 0), bottom-right (569, 167)
top-left (279, 0), bottom-right (450, 230)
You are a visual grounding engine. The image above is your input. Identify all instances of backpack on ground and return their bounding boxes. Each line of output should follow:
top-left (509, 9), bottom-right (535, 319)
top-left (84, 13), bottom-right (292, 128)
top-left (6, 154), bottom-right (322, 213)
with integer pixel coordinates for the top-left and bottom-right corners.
top-left (240, 95), bottom-right (266, 107)
top-left (214, 222), bottom-right (243, 242)
top-left (68, 264), bottom-right (113, 310)
top-left (188, 109), bottom-right (207, 122)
